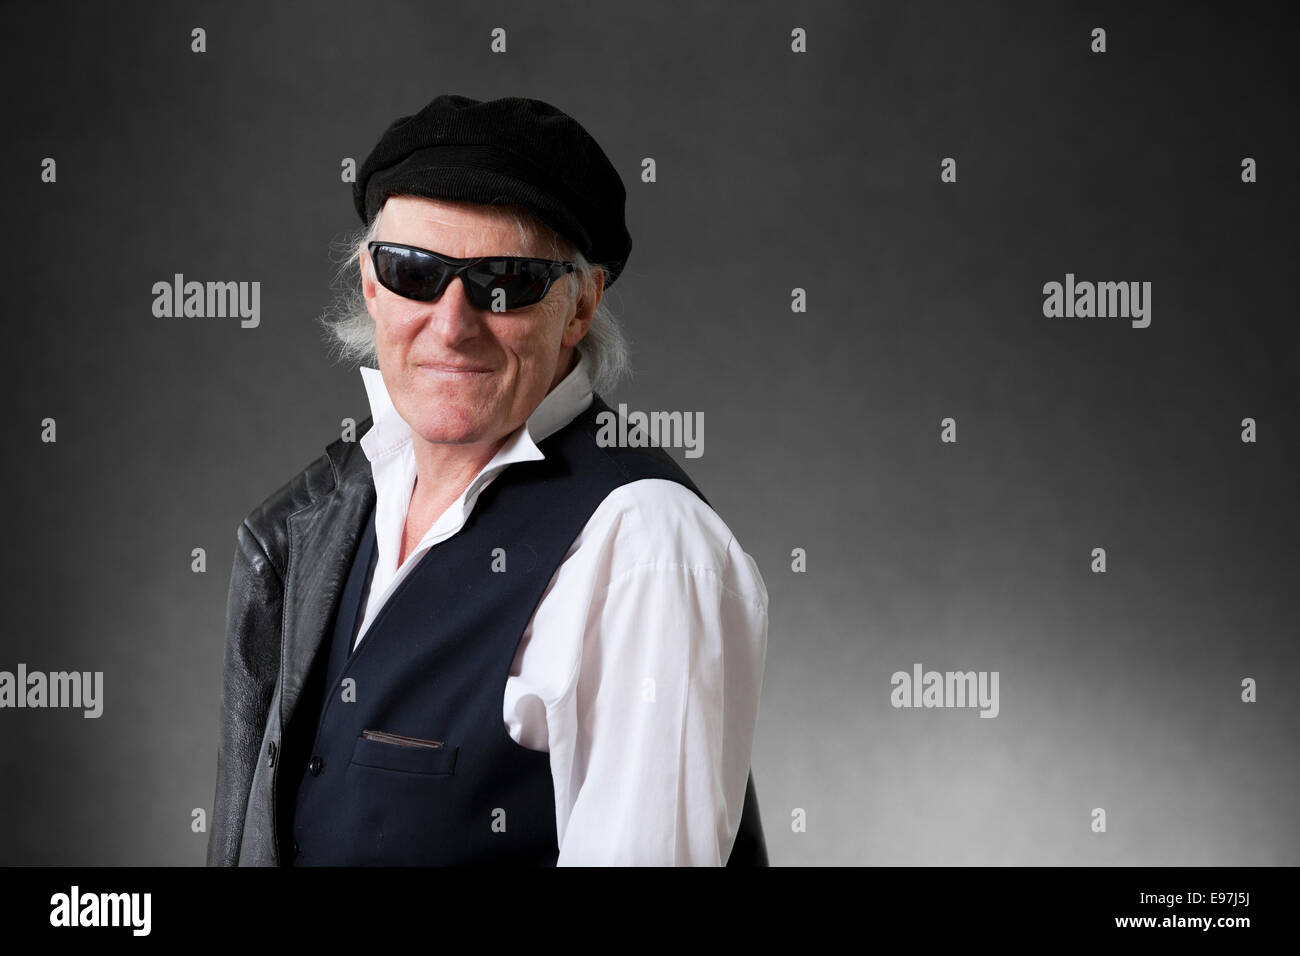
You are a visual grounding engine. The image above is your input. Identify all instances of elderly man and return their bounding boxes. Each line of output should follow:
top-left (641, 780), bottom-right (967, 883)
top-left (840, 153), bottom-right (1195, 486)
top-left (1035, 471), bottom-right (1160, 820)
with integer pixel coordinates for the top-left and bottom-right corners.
top-left (206, 93), bottom-right (769, 866)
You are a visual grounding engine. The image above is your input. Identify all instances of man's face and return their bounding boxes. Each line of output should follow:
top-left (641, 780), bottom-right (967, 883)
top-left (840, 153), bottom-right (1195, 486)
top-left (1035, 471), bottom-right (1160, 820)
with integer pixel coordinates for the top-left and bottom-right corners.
top-left (361, 194), bottom-right (595, 448)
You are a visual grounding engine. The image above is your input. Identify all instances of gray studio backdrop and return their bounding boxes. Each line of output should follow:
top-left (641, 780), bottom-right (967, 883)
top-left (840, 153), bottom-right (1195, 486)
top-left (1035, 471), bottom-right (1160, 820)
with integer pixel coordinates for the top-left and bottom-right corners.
top-left (3, 0), bottom-right (1296, 865)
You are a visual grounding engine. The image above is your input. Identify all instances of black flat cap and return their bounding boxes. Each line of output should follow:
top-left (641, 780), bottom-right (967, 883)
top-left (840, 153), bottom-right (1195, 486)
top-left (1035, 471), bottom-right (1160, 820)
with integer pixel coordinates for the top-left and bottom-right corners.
top-left (353, 93), bottom-right (632, 286)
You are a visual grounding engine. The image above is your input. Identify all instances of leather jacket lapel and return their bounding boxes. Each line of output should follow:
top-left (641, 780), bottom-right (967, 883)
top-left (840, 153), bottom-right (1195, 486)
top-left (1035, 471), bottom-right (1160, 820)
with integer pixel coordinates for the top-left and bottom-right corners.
top-left (279, 426), bottom-right (376, 733)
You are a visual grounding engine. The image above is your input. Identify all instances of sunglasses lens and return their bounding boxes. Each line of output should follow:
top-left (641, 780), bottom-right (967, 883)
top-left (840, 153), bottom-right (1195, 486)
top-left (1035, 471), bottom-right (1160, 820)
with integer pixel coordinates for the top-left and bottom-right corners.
top-left (465, 260), bottom-right (552, 310)
top-left (372, 245), bottom-right (559, 309)
top-left (372, 245), bottom-right (445, 301)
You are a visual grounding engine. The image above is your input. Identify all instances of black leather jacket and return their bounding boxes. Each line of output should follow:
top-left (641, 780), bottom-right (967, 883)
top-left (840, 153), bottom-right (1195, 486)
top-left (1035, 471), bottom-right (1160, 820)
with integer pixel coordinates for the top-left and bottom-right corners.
top-left (206, 417), bottom-right (768, 866)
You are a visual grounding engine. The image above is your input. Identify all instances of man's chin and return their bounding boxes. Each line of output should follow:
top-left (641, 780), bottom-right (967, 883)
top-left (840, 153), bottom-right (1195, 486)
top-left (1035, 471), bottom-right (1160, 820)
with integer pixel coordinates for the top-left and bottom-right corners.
top-left (407, 411), bottom-right (499, 447)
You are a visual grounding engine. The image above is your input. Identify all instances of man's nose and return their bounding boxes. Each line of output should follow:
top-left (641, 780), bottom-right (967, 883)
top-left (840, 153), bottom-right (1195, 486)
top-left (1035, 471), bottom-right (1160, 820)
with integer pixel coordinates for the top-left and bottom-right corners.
top-left (424, 275), bottom-right (484, 340)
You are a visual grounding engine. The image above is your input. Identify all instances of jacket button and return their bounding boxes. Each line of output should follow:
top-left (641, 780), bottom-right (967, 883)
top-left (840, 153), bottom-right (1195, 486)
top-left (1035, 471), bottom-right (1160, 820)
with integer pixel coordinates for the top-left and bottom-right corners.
top-left (292, 840), bottom-right (300, 858)
top-left (308, 756), bottom-right (324, 775)
top-left (266, 741), bottom-right (277, 767)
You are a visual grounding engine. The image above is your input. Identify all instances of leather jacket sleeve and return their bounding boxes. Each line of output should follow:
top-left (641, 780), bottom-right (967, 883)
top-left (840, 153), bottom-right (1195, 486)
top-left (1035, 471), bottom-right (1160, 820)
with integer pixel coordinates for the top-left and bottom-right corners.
top-left (206, 519), bottom-right (285, 866)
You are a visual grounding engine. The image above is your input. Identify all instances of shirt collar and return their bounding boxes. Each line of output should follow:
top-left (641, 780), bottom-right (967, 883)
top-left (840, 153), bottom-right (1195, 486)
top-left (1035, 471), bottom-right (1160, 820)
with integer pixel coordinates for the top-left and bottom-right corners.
top-left (357, 346), bottom-right (594, 470)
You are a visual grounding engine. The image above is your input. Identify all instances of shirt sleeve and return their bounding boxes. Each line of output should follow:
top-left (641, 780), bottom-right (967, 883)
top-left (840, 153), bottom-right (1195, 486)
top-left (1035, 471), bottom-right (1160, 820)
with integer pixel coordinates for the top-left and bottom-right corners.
top-left (551, 479), bottom-right (768, 866)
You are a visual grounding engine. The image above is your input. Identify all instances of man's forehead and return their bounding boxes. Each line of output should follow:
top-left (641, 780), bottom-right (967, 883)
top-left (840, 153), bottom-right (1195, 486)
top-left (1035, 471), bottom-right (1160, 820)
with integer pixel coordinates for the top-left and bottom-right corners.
top-left (382, 194), bottom-right (516, 229)
top-left (379, 195), bottom-right (540, 255)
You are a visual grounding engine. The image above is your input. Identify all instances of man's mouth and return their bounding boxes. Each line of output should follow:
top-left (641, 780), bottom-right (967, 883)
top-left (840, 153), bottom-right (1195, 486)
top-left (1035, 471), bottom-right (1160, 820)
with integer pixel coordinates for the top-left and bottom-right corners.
top-left (417, 362), bottom-right (493, 375)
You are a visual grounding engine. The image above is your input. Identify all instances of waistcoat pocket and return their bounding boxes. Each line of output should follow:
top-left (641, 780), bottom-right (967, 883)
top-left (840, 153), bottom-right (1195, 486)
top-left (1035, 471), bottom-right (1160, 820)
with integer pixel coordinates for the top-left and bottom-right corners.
top-left (351, 730), bottom-right (459, 775)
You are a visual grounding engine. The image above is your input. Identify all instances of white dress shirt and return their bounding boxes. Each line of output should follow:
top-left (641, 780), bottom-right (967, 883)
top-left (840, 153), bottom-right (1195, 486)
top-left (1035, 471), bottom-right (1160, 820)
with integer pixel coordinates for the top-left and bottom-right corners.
top-left (353, 347), bottom-right (769, 865)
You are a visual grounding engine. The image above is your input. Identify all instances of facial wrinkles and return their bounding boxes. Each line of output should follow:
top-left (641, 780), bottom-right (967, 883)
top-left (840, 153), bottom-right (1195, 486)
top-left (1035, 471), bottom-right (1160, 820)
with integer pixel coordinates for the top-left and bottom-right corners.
top-left (407, 209), bottom-right (531, 259)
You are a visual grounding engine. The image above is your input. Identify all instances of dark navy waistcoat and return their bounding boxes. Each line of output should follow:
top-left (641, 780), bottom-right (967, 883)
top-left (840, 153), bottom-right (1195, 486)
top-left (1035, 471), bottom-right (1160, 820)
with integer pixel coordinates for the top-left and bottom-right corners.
top-left (278, 393), bottom-right (767, 866)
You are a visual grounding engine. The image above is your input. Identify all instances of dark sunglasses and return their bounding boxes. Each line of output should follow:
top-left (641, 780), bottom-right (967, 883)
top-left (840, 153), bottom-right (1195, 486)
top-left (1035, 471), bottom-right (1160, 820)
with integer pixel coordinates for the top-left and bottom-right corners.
top-left (368, 241), bottom-right (575, 311)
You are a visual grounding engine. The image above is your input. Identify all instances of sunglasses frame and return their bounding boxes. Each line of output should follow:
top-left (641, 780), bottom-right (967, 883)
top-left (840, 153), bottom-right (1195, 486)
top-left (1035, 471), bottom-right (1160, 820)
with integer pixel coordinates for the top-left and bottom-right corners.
top-left (367, 240), bottom-right (575, 311)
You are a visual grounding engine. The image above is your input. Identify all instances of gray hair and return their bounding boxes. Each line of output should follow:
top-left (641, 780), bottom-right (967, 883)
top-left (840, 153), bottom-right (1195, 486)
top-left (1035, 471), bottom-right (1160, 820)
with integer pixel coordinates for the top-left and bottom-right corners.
top-left (316, 199), bottom-right (631, 396)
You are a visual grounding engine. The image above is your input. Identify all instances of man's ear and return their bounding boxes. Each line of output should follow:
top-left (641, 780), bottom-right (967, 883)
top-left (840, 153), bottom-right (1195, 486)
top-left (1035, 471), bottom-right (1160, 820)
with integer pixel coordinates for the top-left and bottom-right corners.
top-left (360, 243), bottom-right (379, 319)
top-left (562, 268), bottom-right (604, 347)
